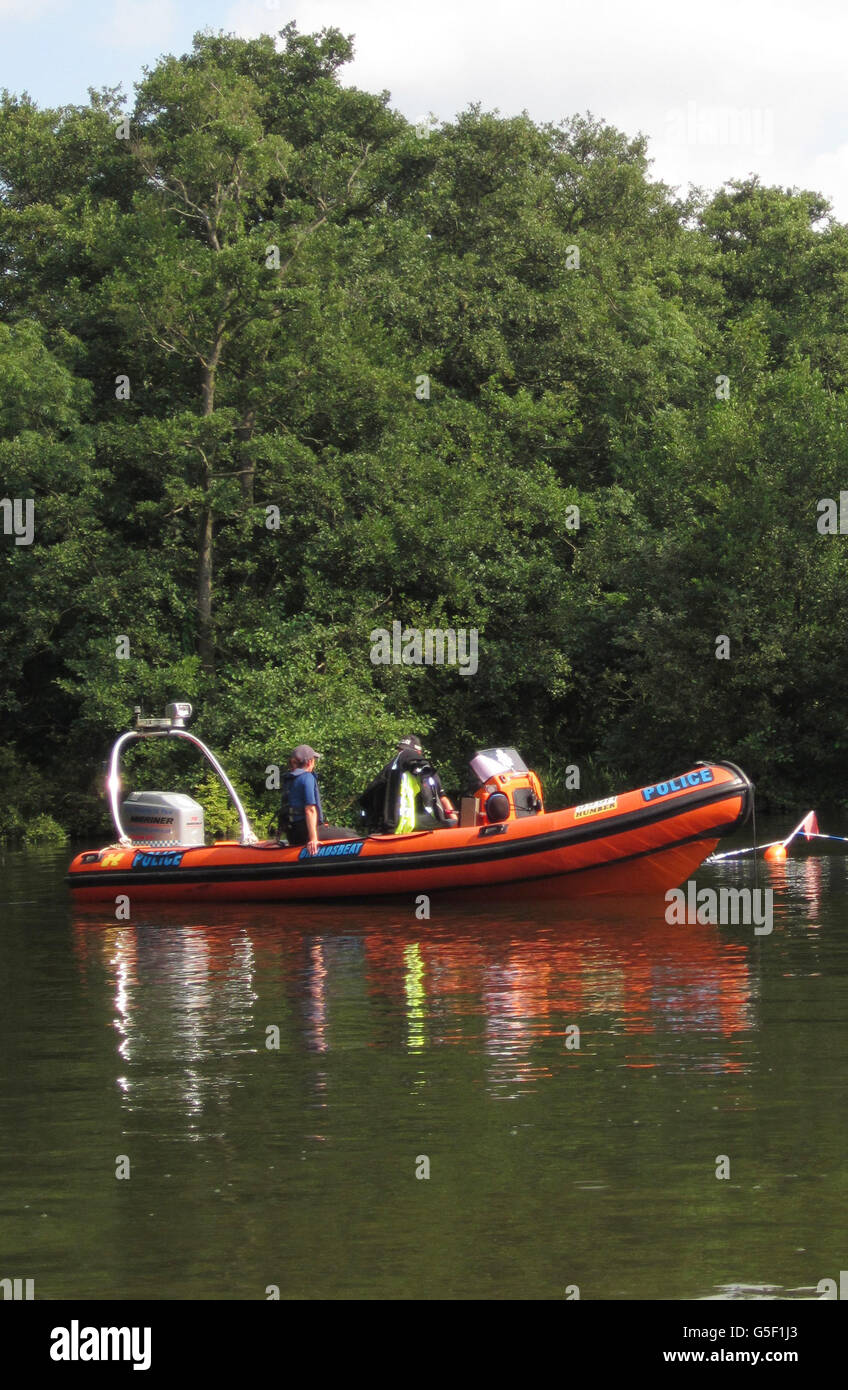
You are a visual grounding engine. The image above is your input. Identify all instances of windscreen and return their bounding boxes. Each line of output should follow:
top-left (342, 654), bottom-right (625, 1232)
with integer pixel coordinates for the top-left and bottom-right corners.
top-left (470, 747), bottom-right (529, 781)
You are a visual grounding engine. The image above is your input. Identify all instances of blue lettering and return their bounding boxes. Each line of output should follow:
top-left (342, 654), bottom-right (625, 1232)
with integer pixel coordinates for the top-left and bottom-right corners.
top-left (298, 840), bottom-right (364, 861)
top-left (642, 769), bottom-right (715, 803)
top-left (131, 851), bottom-right (184, 870)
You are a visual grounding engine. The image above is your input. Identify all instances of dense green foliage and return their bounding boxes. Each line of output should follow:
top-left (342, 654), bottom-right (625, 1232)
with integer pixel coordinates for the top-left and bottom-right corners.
top-left (3, 24), bottom-right (848, 842)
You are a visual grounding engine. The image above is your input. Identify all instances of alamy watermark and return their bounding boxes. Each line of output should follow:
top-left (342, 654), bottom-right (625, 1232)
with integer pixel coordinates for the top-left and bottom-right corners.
top-left (1, 1276), bottom-right (34, 1299)
top-left (50, 1321), bottom-right (151, 1371)
top-left (817, 493), bottom-right (848, 533)
top-left (370, 621), bottom-right (478, 676)
top-left (666, 881), bottom-right (773, 935)
top-left (817, 1270), bottom-right (848, 1298)
top-left (665, 102), bottom-right (774, 154)
top-left (1, 497), bottom-right (34, 545)
top-left (414, 115), bottom-right (438, 140)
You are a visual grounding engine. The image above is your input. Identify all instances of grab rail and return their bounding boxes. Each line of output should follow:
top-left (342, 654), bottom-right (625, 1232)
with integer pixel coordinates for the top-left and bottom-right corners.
top-left (107, 726), bottom-right (257, 847)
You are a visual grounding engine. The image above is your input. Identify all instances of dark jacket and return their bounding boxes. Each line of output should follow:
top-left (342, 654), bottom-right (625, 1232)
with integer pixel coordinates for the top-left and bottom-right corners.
top-left (359, 748), bottom-right (449, 833)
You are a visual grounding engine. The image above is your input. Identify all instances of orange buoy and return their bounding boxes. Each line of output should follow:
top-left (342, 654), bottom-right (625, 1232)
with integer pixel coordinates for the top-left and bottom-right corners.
top-left (764, 843), bottom-right (787, 862)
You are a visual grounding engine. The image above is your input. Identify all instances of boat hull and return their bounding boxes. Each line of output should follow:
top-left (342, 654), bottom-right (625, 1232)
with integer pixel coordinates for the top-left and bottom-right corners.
top-left (67, 761), bottom-right (752, 904)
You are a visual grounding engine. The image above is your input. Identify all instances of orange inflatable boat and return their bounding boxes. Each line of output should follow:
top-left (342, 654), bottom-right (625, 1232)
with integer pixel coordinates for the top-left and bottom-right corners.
top-left (66, 705), bottom-right (753, 904)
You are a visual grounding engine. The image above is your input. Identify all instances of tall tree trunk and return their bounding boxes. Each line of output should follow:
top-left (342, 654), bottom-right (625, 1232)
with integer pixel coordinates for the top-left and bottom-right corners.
top-left (197, 479), bottom-right (215, 676)
top-left (197, 339), bottom-right (222, 675)
top-left (237, 408), bottom-right (256, 505)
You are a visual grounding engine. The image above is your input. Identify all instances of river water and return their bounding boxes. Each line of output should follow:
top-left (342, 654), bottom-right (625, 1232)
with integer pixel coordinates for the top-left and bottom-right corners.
top-left (1, 838), bottom-right (846, 1300)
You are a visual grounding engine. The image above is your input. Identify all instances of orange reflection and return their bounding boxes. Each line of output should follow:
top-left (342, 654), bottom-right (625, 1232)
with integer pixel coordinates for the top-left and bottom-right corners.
top-left (71, 894), bottom-right (757, 1100)
top-left (362, 910), bottom-right (754, 1076)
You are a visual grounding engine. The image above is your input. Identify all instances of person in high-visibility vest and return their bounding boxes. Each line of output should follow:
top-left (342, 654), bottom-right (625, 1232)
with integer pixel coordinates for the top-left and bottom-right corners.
top-left (396, 766), bottom-right (421, 834)
top-left (358, 736), bottom-right (457, 834)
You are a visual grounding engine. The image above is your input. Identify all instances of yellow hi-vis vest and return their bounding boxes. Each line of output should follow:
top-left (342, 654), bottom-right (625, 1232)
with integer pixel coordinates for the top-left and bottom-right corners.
top-left (396, 771), bottom-right (421, 834)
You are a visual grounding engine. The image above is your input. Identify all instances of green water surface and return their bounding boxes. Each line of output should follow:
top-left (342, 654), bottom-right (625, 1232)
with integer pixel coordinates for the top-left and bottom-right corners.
top-left (1, 844), bottom-right (846, 1300)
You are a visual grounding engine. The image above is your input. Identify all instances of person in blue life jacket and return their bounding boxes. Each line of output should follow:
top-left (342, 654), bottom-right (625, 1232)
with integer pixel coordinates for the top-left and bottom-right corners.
top-left (284, 745), bottom-right (358, 854)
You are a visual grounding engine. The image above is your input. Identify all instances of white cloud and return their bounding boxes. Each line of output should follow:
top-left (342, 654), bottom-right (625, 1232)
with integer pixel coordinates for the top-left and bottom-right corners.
top-left (0, 0), bottom-right (65, 17)
top-left (809, 144), bottom-right (848, 220)
top-left (222, 0), bottom-right (848, 219)
top-left (101, 0), bottom-right (178, 51)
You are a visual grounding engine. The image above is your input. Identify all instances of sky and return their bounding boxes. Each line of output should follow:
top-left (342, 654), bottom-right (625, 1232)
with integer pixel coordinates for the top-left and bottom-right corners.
top-left (2, 0), bottom-right (848, 219)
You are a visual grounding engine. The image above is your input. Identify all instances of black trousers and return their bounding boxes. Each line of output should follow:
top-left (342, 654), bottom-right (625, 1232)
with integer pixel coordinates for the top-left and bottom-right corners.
top-left (287, 820), bottom-right (360, 846)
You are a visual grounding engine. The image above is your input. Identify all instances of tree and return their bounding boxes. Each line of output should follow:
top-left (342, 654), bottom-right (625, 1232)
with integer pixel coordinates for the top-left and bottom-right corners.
top-left (106, 25), bottom-right (400, 673)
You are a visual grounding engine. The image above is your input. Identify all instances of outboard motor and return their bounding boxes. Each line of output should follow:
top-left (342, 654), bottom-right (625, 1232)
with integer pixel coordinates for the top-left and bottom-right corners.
top-left (467, 748), bottom-right (544, 825)
top-left (120, 791), bottom-right (205, 846)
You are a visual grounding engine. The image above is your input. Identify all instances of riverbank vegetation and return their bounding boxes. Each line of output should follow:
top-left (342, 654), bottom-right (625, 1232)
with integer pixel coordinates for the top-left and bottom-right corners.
top-left (3, 23), bottom-right (848, 841)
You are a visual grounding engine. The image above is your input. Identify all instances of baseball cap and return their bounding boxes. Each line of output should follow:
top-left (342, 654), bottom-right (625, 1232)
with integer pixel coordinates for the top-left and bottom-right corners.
top-left (292, 744), bottom-right (321, 762)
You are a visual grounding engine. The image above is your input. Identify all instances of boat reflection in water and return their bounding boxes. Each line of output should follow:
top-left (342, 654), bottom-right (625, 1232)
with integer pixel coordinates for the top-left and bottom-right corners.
top-left (361, 903), bottom-right (757, 1090)
top-left (70, 886), bottom-right (766, 1123)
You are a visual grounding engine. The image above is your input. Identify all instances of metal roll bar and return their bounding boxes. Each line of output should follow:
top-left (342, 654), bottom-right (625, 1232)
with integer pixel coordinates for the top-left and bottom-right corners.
top-left (107, 720), bottom-right (257, 847)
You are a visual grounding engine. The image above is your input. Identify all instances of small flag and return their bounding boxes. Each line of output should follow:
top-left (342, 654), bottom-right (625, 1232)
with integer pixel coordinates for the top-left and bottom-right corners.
top-left (802, 811), bottom-right (819, 839)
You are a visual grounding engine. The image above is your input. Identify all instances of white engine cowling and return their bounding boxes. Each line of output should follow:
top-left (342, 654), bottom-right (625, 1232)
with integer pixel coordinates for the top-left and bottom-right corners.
top-left (121, 791), bottom-right (205, 846)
